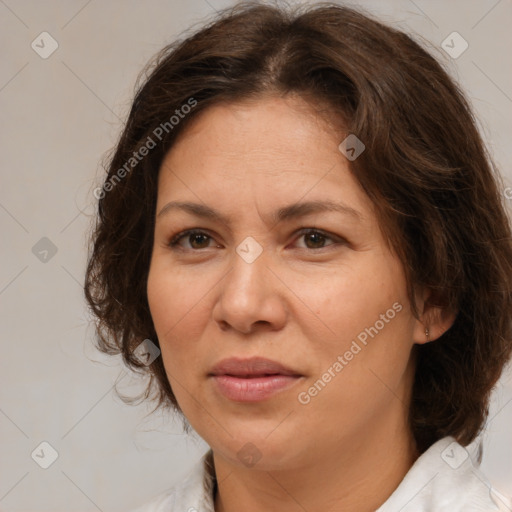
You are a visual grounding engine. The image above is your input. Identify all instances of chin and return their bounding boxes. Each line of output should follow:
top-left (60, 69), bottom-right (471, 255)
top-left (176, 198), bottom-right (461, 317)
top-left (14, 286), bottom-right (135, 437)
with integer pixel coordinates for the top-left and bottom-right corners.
top-left (206, 426), bottom-right (302, 470)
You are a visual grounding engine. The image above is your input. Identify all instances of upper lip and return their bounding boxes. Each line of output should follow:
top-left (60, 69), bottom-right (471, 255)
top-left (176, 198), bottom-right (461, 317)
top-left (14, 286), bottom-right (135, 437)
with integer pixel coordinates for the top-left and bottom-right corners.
top-left (209, 357), bottom-right (301, 377)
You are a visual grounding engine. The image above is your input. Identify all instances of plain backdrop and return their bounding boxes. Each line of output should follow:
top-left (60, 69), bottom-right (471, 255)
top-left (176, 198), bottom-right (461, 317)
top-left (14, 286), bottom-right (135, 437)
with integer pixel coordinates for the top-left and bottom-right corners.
top-left (1, 0), bottom-right (511, 510)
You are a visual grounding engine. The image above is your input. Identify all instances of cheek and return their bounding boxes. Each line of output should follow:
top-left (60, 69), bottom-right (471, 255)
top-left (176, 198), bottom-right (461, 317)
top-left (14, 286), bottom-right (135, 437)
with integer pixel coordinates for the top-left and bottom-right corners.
top-left (146, 268), bottom-right (199, 402)
top-left (304, 253), bottom-right (413, 390)
top-left (147, 263), bottom-right (203, 366)
top-left (146, 260), bottom-right (224, 393)
top-left (147, 261), bottom-right (209, 333)
top-left (305, 256), bottom-right (407, 345)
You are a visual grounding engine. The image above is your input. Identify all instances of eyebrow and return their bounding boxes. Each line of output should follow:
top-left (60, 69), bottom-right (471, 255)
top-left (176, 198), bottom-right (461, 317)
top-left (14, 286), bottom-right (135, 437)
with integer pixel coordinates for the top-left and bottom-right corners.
top-left (156, 199), bottom-right (363, 226)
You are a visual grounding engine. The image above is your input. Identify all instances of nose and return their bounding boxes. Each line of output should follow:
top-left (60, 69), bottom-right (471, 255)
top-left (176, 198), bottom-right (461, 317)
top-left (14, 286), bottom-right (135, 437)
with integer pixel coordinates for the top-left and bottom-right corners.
top-left (212, 245), bottom-right (288, 335)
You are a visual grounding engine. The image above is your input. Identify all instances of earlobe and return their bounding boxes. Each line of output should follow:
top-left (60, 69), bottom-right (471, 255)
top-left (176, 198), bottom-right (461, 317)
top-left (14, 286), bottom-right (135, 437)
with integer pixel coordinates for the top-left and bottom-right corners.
top-left (414, 306), bottom-right (457, 345)
top-left (412, 286), bottom-right (457, 344)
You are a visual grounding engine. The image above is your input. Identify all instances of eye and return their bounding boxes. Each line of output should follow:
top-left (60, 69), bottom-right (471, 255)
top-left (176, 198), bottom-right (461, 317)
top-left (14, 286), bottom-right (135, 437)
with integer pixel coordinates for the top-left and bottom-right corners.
top-left (292, 228), bottom-right (341, 250)
top-left (168, 229), bottom-right (218, 250)
top-left (168, 228), bottom-right (343, 251)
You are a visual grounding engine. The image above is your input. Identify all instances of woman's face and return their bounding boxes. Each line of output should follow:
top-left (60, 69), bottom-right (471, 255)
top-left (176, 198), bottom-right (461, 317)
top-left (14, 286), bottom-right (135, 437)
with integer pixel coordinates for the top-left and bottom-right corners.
top-left (147, 95), bottom-right (427, 469)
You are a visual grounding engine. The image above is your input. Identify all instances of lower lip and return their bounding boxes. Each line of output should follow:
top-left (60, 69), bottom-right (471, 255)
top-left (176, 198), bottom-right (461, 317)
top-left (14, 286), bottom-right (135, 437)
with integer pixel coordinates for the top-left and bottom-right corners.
top-left (211, 375), bottom-right (301, 402)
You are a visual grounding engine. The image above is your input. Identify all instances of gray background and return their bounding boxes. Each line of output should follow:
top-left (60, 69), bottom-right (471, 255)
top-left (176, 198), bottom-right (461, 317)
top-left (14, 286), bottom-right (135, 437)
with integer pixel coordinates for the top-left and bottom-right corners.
top-left (1, 0), bottom-right (511, 510)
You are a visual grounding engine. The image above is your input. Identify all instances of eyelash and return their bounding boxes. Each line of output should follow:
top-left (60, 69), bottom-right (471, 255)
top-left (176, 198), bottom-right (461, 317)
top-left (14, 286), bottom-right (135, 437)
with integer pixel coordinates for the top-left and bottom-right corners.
top-left (167, 228), bottom-right (344, 251)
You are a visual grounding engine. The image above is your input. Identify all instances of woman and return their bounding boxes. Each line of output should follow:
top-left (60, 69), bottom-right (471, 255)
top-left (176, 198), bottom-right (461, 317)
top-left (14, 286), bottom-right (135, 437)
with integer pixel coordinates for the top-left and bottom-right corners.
top-left (85, 2), bottom-right (512, 511)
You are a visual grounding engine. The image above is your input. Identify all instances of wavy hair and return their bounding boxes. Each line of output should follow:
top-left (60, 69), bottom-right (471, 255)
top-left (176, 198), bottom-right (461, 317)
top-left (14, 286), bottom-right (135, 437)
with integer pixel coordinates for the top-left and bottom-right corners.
top-left (84, 1), bottom-right (512, 453)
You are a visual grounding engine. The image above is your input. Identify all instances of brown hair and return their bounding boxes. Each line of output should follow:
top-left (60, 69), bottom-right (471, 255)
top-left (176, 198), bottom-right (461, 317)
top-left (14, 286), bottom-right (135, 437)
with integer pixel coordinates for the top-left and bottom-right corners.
top-left (84, 1), bottom-right (512, 454)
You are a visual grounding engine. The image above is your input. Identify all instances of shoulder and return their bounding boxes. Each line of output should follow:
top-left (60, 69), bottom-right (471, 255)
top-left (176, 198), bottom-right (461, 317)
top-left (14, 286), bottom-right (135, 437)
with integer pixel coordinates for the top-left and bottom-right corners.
top-left (129, 450), bottom-right (216, 512)
top-left (378, 437), bottom-right (512, 512)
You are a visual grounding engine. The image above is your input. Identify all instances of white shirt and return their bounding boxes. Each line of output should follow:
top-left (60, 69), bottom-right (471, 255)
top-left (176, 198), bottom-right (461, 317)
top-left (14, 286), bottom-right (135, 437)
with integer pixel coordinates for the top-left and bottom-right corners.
top-left (131, 436), bottom-right (511, 511)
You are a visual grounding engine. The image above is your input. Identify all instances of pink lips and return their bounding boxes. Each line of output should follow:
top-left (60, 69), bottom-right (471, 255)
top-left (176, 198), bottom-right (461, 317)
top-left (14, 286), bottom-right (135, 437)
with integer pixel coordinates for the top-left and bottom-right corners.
top-left (209, 357), bottom-right (302, 402)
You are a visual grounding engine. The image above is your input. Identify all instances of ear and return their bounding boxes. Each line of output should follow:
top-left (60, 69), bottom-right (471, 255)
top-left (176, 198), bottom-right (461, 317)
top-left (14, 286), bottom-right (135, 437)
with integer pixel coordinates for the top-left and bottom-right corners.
top-left (412, 287), bottom-right (457, 345)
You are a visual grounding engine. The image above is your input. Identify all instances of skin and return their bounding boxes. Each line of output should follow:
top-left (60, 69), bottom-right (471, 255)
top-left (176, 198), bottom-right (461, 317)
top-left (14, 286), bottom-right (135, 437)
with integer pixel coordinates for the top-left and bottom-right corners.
top-left (147, 94), bottom-right (455, 512)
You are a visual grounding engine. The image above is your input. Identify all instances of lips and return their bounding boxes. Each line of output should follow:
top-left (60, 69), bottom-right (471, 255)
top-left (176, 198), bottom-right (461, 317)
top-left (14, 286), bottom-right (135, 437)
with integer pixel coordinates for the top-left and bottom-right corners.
top-left (209, 356), bottom-right (301, 378)
top-left (209, 357), bottom-right (303, 402)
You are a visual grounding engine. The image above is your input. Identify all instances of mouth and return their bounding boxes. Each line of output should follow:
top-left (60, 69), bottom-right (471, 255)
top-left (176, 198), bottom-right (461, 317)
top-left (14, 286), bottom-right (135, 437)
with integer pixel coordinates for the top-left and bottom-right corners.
top-left (209, 356), bottom-right (301, 377)
top-left (209, 357), bottom-right (303, 402)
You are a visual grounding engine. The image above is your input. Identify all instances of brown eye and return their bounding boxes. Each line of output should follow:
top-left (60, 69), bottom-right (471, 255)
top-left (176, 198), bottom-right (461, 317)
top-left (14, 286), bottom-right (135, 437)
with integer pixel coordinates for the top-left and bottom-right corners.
top-left (303, 231), bottom-right (328, 249)
top-left (188, 233), bottom-right (211, 249)
top-left (168, 228), bottom-right (343, 252)
top-left (294, 229), bottom-right (341, 250)
top-left (169, 230), bottom-right (216, 250)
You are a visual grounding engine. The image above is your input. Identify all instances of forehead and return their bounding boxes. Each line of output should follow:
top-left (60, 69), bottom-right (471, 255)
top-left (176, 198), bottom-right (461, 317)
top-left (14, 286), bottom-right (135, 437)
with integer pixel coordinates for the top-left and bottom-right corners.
top-left (165, 95), bottom-right (341, 168)
top-left (156, 96), bottom-right (374, 220)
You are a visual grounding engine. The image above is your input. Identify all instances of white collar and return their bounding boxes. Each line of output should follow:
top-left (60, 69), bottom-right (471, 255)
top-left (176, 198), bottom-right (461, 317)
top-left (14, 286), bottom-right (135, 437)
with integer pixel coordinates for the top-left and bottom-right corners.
top-left (133, 436), bottom-right (511, 511)
top-left (376, 436), bottom-right (511, 511)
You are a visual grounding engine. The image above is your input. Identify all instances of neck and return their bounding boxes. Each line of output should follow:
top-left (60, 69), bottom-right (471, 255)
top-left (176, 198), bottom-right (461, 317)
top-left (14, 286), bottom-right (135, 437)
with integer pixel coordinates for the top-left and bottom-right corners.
top-left (212, 407), bottom-right (419, 512)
